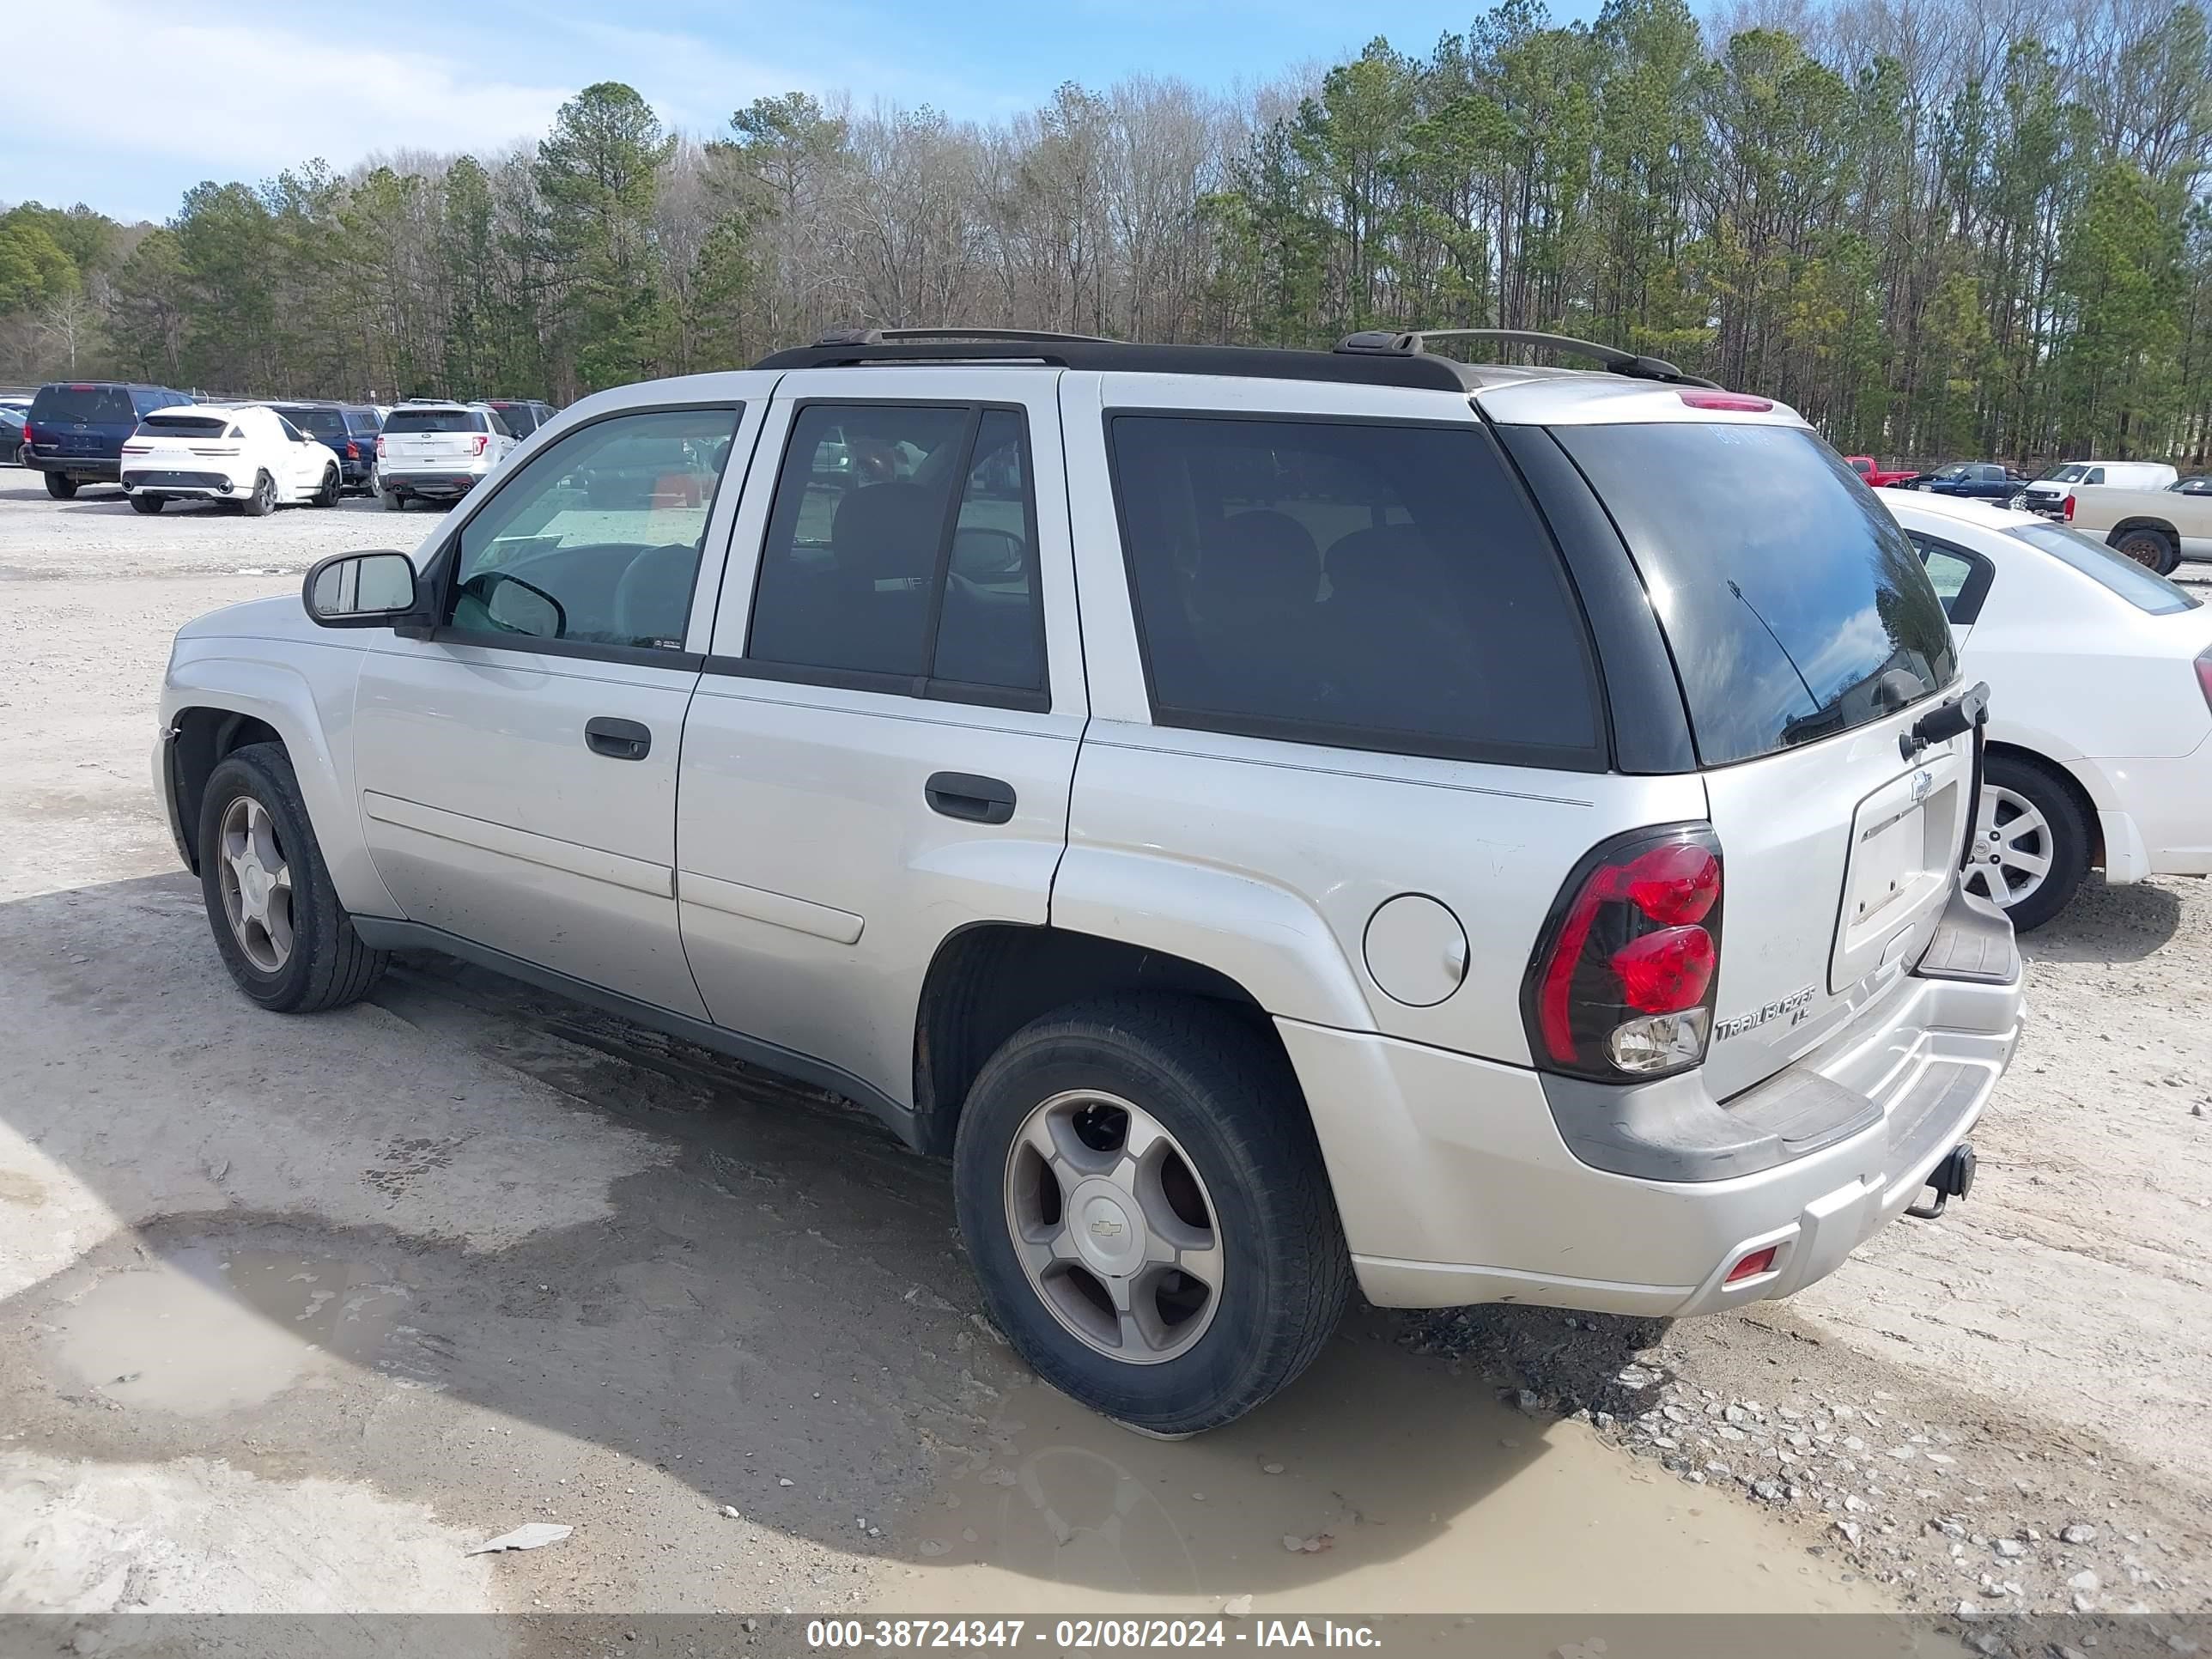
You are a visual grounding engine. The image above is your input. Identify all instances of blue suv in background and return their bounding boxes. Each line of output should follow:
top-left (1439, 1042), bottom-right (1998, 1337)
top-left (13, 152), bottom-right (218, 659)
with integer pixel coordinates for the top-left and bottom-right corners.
top-left (23, 382), bottom-right (196, 499)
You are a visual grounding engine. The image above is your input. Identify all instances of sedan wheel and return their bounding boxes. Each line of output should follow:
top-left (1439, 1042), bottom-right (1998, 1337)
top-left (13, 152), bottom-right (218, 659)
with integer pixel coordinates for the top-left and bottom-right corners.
top-left (1965, 755), bottom-right (2091, 930)
top-left (1004, 1090), bottom-right (1226, 1366)
top-left (216, 793), bottom-right (295, 973)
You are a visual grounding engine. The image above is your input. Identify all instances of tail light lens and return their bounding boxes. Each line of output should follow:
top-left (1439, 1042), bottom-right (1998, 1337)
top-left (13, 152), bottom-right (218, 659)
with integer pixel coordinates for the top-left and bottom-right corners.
top-left (471, 434), bottom-right (489, 456)
top-left (120, 441), bottom-right (150, 455)
top-left (375, 435), bottom-right (386, 459)
top-left (1524, 826), bottom-right (1724, 1081)
top-left (344, 441), bottom-right (358, 459)
top-left (21, 422), bottom-right (34, 448)
top-left (2196, 647), bottom-right (2212, 713)
top-left (2063, 494), bottom-right (2075, 522)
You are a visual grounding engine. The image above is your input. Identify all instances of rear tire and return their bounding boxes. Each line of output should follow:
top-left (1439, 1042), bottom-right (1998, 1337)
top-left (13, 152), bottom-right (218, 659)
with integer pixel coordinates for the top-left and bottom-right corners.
top-left (45, 472), bottom-right (76, 500)
top-left (1966, 753), bottom-right (2090, 932)
top-left (313, 464), bottom-right (340, 507)
top-left (2112, 526), bottom-right (2179, 575)
top-left (129, 492), bottom-right (166, 514)
top-left (198, 743), bottom-right (387, 1012)
top-left (952, 994), bottom-right (1352, 1436)
top-left (241, 470), bottom-right (276, 517)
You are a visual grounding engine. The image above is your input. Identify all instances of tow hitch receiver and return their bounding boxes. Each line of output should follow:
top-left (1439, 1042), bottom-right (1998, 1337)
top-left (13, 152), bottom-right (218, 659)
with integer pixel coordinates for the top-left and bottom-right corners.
top-left (1907, 1142), bottom-right (1977, 1219)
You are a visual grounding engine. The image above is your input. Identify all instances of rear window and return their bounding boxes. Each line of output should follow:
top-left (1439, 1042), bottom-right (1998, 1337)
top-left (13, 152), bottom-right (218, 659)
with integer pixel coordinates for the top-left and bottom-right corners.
top-left (139, 414), bottom-right (231, 436)
top-left (1108, 414), bottom-right (1601, 767)
top-left (31, 385), bottom-right (137, 424)
top-left (2009, 522), bottom-right (2200, 614)
top-left (276, 407), bottom-right (348, 438)
top-left (1556, 422), bottom-right (1956, 766)
top-left (384, 408), bottom-right (483, 434)
top-left (490, 403), bottom-right (541, 435)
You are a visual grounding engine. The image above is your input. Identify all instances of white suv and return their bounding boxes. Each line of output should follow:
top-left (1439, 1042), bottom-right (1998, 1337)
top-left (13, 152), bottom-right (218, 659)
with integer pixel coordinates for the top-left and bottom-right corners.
top-left (155, 327), bottom-right (2024, 1433)
top-left (374, 401), bottom-right (517, 509)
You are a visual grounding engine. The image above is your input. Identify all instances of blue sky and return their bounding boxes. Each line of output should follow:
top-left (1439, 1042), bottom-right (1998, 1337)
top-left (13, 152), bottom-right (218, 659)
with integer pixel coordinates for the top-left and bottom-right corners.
top-left (9, 0), bottom-right (1519, 226)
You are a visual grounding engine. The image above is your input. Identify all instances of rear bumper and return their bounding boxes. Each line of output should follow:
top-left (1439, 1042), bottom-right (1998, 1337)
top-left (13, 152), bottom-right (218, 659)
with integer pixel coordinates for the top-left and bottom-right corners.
top-left (122, 467), bottom-right (250, 499)
top-left (1284, 882), bottom-right (2024, 1317)
top-left (381, 471), bottom-right (485, 496)
top-left (27, 453), bottom-right (119, 481)
top-left (2073, 744), bottom-right (2212, 879)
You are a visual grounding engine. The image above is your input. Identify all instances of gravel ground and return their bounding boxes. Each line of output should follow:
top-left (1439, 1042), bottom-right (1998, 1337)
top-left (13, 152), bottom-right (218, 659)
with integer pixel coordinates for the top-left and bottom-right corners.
top-left (0, 471), bottom-right (2206, 1628)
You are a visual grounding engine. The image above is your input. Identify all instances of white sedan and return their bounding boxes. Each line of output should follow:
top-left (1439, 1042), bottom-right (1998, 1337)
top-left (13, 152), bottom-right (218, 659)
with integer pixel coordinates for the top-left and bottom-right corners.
top-left (1884, 490), bottom-right (2212, 927)
top-left (119, 404), bottom-right (344, 516)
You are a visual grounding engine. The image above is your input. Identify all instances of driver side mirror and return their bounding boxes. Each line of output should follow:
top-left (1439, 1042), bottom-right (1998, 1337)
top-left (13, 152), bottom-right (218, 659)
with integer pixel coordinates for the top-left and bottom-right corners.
top-left (302, 550), bottom-right (421, 629)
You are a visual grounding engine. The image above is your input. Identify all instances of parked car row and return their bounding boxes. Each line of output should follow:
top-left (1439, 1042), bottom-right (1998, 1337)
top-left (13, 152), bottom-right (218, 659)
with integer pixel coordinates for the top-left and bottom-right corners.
top-left (9, 381), bottom-right (557, 514)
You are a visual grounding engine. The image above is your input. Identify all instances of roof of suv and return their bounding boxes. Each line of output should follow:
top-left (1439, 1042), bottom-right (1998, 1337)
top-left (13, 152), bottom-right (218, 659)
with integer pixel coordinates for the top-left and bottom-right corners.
top-left (750, 326), bottom-right (1806, 429)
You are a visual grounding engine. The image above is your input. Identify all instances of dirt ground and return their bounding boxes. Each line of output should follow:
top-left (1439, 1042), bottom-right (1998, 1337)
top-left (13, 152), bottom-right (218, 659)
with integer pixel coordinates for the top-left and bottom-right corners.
top-left (0, 471), bottom-right (2205, 1631)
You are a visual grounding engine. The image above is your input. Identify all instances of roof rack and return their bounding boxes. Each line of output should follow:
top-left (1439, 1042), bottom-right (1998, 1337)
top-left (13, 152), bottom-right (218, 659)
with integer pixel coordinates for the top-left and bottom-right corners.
top-left (754, 329), bottom-right (1476, 392)
top-left (1337, 327), bottom-right (1722, 389)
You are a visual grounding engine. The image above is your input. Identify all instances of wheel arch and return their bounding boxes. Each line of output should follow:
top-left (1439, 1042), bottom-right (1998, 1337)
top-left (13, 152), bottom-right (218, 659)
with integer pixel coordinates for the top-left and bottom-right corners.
top-left (911, 922), bottom-right (1281, 1158)
top-left (162, 655), bottom-right (397, 915)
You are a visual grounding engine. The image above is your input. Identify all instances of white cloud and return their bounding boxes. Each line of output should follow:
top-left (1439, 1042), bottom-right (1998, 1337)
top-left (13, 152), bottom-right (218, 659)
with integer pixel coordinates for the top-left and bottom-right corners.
top-left (11, 1), bottom-right (569, 183)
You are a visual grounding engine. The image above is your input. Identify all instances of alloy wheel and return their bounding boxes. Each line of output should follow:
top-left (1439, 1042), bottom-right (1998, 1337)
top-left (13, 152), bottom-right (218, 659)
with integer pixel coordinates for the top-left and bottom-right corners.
top-left (216, 793), bottom-right (295, 972)
top-left (1962, 784), bottom-right (2052, 909)
top-left (1002, 1090), bottom-right (1225, 1365)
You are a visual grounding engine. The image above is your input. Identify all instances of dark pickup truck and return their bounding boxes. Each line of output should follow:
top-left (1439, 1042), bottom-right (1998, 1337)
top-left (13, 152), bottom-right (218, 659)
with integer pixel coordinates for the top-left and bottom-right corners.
top-left (24, 382), bottom-right (197, 497)
top-left (1899, 461), bottom-right (2031, 501)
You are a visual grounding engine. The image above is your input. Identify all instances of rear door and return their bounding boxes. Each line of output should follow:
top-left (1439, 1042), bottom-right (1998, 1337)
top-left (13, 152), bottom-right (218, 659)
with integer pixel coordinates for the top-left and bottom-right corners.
top-left (1553, 419), bottom-right (1969, 1097)
top-left (677, 367), bottom-right (1084, 1112)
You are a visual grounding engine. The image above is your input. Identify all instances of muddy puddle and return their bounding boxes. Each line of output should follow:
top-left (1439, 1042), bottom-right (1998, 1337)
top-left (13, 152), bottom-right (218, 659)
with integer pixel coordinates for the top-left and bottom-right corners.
top-left (872, 1316), bottom-right (1906, 1626)
top-left (51, 1243), bottom-right (410, 1414)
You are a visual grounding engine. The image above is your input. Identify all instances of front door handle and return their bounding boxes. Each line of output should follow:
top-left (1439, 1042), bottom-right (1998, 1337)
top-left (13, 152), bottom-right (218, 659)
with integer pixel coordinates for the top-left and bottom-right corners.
top-left (585, 716), bottom-right (652, 761)
top-left (925, 771), bottom-right (1016, 824)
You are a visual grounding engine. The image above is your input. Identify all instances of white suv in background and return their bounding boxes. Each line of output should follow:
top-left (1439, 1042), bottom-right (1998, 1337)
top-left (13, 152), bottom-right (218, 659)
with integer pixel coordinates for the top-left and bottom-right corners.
top-left (374, 401), bottom-right (517, 510)
top-left (120, 404), bottom-right (344, 516)
top-left (155, 327), bottom-right (2023, 1434)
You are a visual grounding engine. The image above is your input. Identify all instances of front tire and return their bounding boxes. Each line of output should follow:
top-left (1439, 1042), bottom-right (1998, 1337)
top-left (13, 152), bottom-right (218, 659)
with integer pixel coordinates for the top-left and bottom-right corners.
top-left (197, 743), bottom-right (387, 1012)
top-left (241, 470), bottom-right (276, 517)
top-left (129, 492), bottom-right (167, 514)
top-left (2112, 526), bottom-right (2179, 574)
top-left (1965, 753), bottom-right (2091, 931)
top-left (45, 471), bottom-right (76, 500)
top-left (952, 995), bottom-right (1352, 1436)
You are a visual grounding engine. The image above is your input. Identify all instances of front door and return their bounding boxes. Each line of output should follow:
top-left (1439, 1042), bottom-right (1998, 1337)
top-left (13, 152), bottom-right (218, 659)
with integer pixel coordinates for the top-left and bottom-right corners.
top-left (351, 386), bottom-right (773, 1017)
top-left (676, 368), bottom-right (1086, 1109)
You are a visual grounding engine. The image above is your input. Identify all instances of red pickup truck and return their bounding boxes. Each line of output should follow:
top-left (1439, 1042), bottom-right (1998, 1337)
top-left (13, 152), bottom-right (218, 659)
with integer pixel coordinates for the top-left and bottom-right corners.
top-left (1844, 456), bottom-right (1917, 488)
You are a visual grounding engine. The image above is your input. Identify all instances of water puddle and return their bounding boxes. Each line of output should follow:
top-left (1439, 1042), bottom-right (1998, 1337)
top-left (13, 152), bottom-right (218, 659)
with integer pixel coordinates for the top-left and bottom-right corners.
top-left (875, 1316), bottom-right (1899, 1619)
top-left (51, 1243), bottom-right (409, 1414)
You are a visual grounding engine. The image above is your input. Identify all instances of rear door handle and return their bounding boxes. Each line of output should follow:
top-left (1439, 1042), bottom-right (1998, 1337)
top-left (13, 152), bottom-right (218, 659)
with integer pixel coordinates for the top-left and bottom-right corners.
top-left (925, 771), bottom-right (1016, 824)
top-left (585, 716), bottom-right (652, 761)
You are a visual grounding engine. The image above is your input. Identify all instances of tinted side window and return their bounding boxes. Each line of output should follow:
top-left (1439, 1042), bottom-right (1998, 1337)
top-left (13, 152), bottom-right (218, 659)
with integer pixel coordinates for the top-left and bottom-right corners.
top-left (747, 403), bottom-right (1046, 697)
top-left (1107, 415), bottom-right (1600, 765)
top-left (447, 406), bottom-right (741, 652)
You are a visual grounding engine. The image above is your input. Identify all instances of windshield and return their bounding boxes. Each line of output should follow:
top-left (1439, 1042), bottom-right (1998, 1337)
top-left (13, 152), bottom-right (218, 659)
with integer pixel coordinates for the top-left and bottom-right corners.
top-left (1554, 422), bottom-right (1956, 766)
top-left (384, 409), bottom-right (482, 434)
top-left (2009, 523), bottom-right (2201, 614)
top-left (2040, 465), bottom-right (2089, 483)
top-left (276, 407), bottom-right (348, 438)
top-left (30, 385), bottom-right (137, 424)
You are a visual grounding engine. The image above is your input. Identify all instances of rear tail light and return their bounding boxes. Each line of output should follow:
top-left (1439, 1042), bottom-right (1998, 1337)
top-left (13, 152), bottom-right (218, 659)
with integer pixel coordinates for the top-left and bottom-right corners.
top-left (121, 441), bottom-right (150, 455)
top-left (344, 441), bottom-right (358, 459)
top-left (471, 434), bottom-right (489, 456)
top-left (375, 435), bottom-right (386, 459)
top-left (1524, 826), bottom-right (1724, 1081)
top-left (2063, 494), bottom-right (2075, 522)
top-left (21, 422), bottom-right (34, 447)
top-left (2196, 647), bottom-right (2212, 713)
